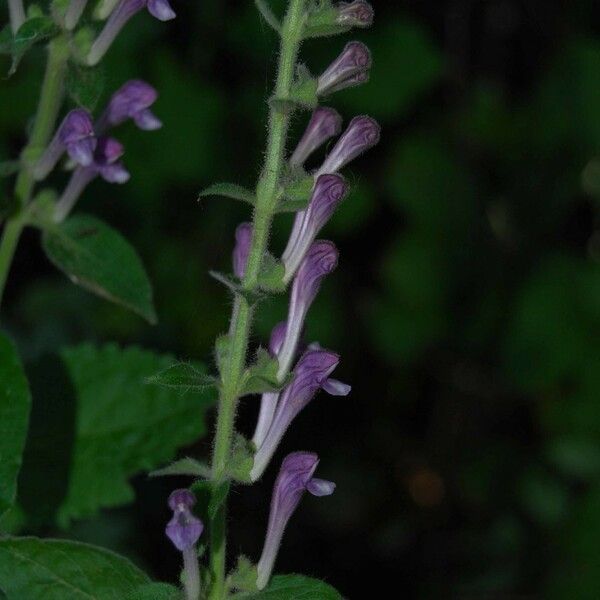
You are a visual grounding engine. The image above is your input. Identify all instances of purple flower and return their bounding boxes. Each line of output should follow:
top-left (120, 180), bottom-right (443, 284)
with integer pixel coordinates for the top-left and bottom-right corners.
top-left (97, 80), bottom-right (161, 132)
top-left (317, 41), bottom-right (371, 96)
top-left (315, 115), bottom-right (380, 177)
top-left (65, 0), bottom-right (89, 30)
top-left (252, 321), bottom-right (288, 449)
top-left (250, 349), bottom-right (340, 481)
top-left (256, 452), bottom-right (335, 589)
top-left (276, 241), bottom-right (338, 379)
top-left (87, 0), bottom-right (176, 66)
top-left (281, 174), bottom-right (348, 282)
top-left (54, 136), bottom-right (130, 222)
top-left (232, 222), bottom-right (253, 280)
top-left (336, 1), bottom-right (374, 28)
top-left (34, 109), bottom-right (97, 180)
top-left (165, 489), bottom-right (204, 552)
top-left (289, 107), bottom-right (343, 168)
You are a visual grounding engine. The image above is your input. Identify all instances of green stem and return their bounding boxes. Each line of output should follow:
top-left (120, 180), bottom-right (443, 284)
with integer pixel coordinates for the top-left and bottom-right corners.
top-left (207, 1), bottom-right (307, 597)
top-left (0, 36), bottom-right (69, 309)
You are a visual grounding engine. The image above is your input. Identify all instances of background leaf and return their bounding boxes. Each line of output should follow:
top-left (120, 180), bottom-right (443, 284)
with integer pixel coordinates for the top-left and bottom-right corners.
top-left (0, 537), bottom-right (149, 599)
top-left (243, 574), bottom-right (343, 599)
top-left (0, 332), bottom-right (31, 520)
top-left (126, 583), bottom-right (182, 600)
top-left (9, 17), bottom-right (57, 76)
top-left (42, 214), bottom-right (157, 323)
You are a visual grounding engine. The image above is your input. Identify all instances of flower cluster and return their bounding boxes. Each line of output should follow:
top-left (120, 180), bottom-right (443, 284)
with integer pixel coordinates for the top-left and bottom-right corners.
top-left (34, 80), bottom-right (162, 223)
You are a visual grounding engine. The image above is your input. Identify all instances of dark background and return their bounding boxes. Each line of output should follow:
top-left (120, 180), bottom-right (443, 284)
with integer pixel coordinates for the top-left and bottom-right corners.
top-left (1, 0), bottom-right (600, 597)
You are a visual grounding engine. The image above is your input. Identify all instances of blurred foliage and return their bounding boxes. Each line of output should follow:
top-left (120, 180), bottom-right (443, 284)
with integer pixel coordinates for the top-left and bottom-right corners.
top-left (0, 0), bottom-right (599, 597)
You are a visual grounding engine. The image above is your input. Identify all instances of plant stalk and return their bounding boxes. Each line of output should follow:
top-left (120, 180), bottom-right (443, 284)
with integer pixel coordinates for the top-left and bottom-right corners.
top-left (207, 1), bottom-right (307, 597)
top-left (0, 36), bottom-right (69, 309)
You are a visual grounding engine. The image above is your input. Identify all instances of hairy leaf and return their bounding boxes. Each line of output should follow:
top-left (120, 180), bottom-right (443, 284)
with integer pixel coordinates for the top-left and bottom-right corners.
top-left (26, 344), bottom-right (216, 525)
top-left (198, 182), bottom-right (255, 205)
top-left (42, 214), bottom-right (157, 323)
top-left (0, 537), bottom-right (149, 599)
top-left (147, 362), bottom-right (216, 391)
top-left (150, 457), bottom-right (211, 479)
top-left (0, 333), bottom-right (31, 520)
top-left (242, 574), bottom-right (343, 599)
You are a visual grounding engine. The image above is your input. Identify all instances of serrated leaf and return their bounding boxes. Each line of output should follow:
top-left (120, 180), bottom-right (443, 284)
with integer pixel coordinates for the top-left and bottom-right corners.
top-left (19, 344), bottom-right (216, 526)
top-left (147, 362), bottom-right (216, 392)
top-left (198, 183), bottom-right (255, 205)
top-left (9, 17), bottom-right (58, 76)
top-left (42, 214), bottom-right (157, 323)
top-left (126, 583), bottom-right (182, 600)
top-left (0, 332), bottom-right (31, 519)
top-left (242, 574), bottom-right (343, 599)
top-left (241, 348), bottom-right (282, 395)
top-left (0, 537), bottom-right (149, 599)
top-left (150, 457), bottom-right (211, 479)
top-left (67, 63), bottom-right (106, 111)
top-left (0, 161), bottom-right (19, 177)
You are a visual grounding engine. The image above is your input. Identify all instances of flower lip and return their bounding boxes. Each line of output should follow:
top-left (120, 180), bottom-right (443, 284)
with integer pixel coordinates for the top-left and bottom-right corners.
top-left (59, 109), bottom-right (95, 145)
top-left (147, 0), bottom-right (176, 20)
top-left (95, 136), bottom-right (124, 164)
top-left (168, 488), bottom-right (196, 511)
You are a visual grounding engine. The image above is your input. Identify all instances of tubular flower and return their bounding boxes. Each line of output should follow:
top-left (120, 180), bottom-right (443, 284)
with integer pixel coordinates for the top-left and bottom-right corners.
top-left (316, 41), bottom-right (371, 96)
top-left (315, 115), bottom-right (380, 177)
top-left (256, 452), bottom-right (335, 590)
top-left (281, 174), bottom-right (348, 282)
top-left (34, 109), bottom-right (97, 180)
top-left (276, 241), bottom-right (338, 379)
top-left (232, 222), bottom-right (253, 280)
top-left (289, 107), bottom-right (343, 168)
top-left (165, 489), bottom-right (203, 552)
top-left (336, 1), bottom-right (374, 28)
top-left (251, 349), bottom-right (340, 481)
top-left (97, 80), bottom-right (162, 132)
top-left (87, 0), bottom-right (176, 66)
top-left (54, 137), bottom-right (130, 223)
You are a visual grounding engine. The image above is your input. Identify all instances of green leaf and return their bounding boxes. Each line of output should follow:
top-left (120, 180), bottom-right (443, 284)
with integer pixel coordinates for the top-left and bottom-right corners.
top-left (228, 555), bottom-right (258, 593)
top-left (242, 574), bottom-right (343, 599)
top-left (198, 183), bottom-right (255, 205)
top-left (257, 254), bottom-right (286, 293)
top-left (0, 25), bottom-right (12, 54)
top-left (18, 344), bottom-right (216, 526)
top-left (150, 457), bottom-right (211, 479)
top-left (126, 583), bottom-right (182, 600)
top-left (208, 480), bottom-right (230, 521)
top-left (0, 333), bottom-right (31, 519)
top-left (0, 161), bottom-right (19, 178)
top-left (0, 537), bottom-right (149, 599)
top-left (241, 348), bottom-right (282, 395)
top-left (42, 214), bottom-right (157, 323)
top-left (146, 362), bottom-right (216, 391)
top-left (10, 17), bottom-right (58, 76)
top-left (67, 63), bottom-right (106, 111)
top-left (227, 433), bottom-right (255, 483)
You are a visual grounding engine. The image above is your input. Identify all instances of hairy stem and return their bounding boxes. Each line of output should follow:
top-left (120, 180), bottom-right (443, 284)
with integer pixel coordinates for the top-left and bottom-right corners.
top-left (0, 36), bottom-right (69, 309)
top-left (207, 1), bottom-right (307, 597)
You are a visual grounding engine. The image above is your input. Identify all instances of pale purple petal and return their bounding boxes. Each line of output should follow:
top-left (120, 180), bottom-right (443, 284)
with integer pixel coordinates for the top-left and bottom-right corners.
top-left (147, 0), bottom-right (176, 20)
top-left (307, 478), bottom-right (336, 496)
top-left (317, 41), bottom-right (371, 96)
top-left (232, 222), bottom-right (253, 279)
top-left (165, 488), bottom-right (203, 552)
top-left (66, 137), bottom-right (96, 167)
top-left (98, 79), bottom-right (159, 130)
top-left (133, 108), bottom-right (162, 130)
top-left (322, 377), bottom-right (351, 396)
top-left (99, 162), bottom-right (130, 183)
top-left (269, 321), bottom-right (288, 358)
top-left (290, 107), bottom-right (343, 168)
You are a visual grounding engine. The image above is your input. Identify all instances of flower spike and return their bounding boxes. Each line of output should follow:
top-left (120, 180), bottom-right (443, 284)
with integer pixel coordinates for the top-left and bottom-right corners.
top-left (34, 109), bottom-right (97, 180)
top-left (87, 0), bottom-right (175, 66)
top-left (97, 80), bottom-right (161, 132)
top-left (251, 349), bottom-right (340, 481)
top-left (256, 452), bottom-right (335, 590)
top-left (289, 107), bottom-right (343, 168)
top-left (317, 41), bottom-right (371, 97)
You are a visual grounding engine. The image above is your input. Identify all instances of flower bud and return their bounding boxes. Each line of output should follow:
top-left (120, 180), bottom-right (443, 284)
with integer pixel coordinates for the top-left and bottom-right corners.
top-left (251, 349), bottom-right (340, 481)
top-left (268, 321), bottom-right (287, 357)
top-left (232, 222), bottom-right (253, 280)
top-left (97, 80), bottom-right (161, 132)
top-left (276, 241), bottom-right (338, 379)
top-left (316, 41), bottom-right (371, 97)
top-left (289, 107), bottom-right (342, 168)
top-left (336, 1), bottom-right (374, 28)
top-left (165, 488), bottom-right (203, 552)
top-left (256, 452), bottom-right (334, 590)
top-left (34, 109), bottom-right (97, 180)
top-left (281, 175), bottom-right (348, 282)
top-left (88, 0), bottom-right (175, 66)
top-left (316, 115), bottom-right (380, 177)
